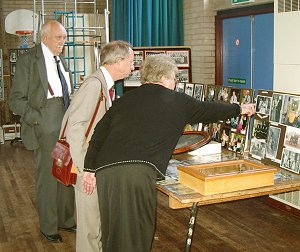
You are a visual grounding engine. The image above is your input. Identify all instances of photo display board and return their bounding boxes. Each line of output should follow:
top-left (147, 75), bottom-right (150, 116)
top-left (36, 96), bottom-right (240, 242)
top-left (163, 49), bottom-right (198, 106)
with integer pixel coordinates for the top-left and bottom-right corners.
top-left (250, 90), bottom-right (300, 174)
top-left (175, 83), bottom-right (254, 155)
top-left (123, 46), bottom-right (191, 92)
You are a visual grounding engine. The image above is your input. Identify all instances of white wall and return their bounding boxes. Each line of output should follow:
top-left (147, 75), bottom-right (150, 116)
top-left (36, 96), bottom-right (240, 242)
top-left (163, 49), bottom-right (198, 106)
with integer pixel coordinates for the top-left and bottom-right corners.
top-left (274, 0), bottom-right (300, 93)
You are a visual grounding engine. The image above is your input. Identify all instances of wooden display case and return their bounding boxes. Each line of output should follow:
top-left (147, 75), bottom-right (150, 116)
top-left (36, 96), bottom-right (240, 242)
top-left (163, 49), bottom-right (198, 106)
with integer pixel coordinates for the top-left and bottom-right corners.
top-left (177, 159), bottom-right (276, 195)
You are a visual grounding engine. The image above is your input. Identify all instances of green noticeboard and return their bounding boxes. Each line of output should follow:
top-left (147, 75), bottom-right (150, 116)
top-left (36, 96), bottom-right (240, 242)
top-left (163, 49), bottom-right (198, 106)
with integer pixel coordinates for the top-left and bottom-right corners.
top-left (228, 78), bottom-right (246, 85)
top-left (232, 0), bottom-right (254, 4)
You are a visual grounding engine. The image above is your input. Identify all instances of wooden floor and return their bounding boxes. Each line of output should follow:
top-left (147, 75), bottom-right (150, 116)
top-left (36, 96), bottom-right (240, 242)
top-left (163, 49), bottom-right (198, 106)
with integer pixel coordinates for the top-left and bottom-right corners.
top-left (1, 142), bottom-right (300, 252)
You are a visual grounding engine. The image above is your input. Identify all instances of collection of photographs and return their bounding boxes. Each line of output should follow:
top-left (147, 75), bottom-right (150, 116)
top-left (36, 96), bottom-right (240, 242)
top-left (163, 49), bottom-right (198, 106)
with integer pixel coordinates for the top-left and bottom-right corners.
top-left (124, 47), bottom-right (191, 87)
top-left (175, 82), bottom-right (253, 155)
top-left (250, 90), bottom-right (300, 174)
top-left (9, 48), bottom-right (28, 76)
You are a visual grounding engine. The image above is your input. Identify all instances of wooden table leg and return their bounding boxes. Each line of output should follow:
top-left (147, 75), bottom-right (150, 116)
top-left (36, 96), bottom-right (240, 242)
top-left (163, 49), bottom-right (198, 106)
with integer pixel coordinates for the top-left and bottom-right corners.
top-left (184, 202), bottom-right (198, 252)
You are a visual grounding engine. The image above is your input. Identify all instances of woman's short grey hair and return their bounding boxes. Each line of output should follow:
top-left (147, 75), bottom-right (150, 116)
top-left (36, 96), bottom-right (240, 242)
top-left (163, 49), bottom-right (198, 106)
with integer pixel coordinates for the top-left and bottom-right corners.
top-left (100, 40), bottom-right (133, 65)
top-left (139, 54), bottom-right (178, 84)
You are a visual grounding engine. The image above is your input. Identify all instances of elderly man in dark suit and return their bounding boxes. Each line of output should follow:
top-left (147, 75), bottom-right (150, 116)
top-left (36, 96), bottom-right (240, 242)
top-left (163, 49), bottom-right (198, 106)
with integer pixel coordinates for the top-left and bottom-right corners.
top-left (9, 20), bottom-right (75, 243)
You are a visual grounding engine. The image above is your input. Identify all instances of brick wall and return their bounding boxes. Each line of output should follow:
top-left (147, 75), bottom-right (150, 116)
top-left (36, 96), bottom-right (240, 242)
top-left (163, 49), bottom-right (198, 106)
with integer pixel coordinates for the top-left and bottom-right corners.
top-left (183, 0), bottom-right (216, 85)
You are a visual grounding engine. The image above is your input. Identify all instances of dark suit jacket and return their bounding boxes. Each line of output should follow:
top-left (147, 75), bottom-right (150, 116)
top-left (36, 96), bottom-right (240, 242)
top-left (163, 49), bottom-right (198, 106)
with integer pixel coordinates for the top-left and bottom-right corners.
top-left (9, 44), bottom-right (73, 150)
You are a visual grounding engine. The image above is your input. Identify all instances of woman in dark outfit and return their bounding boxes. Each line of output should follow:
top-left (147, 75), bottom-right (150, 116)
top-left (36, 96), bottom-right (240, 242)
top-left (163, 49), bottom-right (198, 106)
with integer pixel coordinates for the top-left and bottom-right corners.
top-left (82, 55), bottom-right (255, 252)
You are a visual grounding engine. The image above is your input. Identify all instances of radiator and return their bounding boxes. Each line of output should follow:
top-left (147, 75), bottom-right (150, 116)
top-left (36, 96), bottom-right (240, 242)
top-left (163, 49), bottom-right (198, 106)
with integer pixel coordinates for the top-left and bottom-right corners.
top-left (270, 191), bottom-right (300, 210)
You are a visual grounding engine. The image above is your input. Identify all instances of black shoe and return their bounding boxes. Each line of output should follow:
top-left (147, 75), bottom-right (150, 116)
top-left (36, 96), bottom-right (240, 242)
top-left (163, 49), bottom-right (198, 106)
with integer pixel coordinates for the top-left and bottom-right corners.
top-left (59, 225), bottom-right (77, 233)
top-left (40, 231), bottom-right (63, 243)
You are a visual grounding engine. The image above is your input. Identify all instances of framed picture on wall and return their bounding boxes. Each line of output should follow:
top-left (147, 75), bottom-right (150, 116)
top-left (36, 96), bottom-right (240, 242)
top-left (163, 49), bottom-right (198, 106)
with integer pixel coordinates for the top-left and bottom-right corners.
top-left (177, 69), bottom-right (189, 83)
top-left (123, 70), bottom-right (141, 87)
top-left (133, 50), bottom-right (144, 67)
top-left (166, 50), bottom-right (190, 67)
top-left (145, 50), bottom-right (166, 58)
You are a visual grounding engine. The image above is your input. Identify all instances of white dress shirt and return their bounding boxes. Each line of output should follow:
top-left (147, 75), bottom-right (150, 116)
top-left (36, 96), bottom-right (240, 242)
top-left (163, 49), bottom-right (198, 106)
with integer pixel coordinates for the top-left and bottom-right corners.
top-left (41, 42), bottom-right (71, 99)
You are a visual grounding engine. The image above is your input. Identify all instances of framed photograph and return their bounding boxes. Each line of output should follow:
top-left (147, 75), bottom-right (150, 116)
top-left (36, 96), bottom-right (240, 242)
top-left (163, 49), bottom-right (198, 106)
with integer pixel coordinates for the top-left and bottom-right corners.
top-left (193, 83), bottom-right (204, 101)
top-left (266, 126), bottom-right (281, 159)
top-left (166, 50), bottom-right (190, 67)
top-left (184, 83), bottom-right (194, 97)
top-left (145, 50), bottom-right (165, 58)
top-left (206, 85), bottom-right (216, 102)
top-left (252, 119), bottom-right (270, 140)
top-left (231, 115), bottom-right (248, 134)
top-left (9, 49), bottom-right (18, 62)
top-left (211, 123), bottom-right (222, 142)
top-left (280, 95), bottom-right (300, 128)
top-left (10, 63), bottom-right (16, 76)
top-left (269, 93), bottom-right (284, 123)
top-left (241, 89), bottom-right (252, 104)
top-left (133, 50), bottom-right (143, 67)
top-left (284, 126), bottom-right (300, 149)
top-left (216, 86), bottom-right (230, 102)
top-left (123, 70), bottom-right (141, 87)
top-left (228, 132), bottom-right (246, 154)
top-left (220, 126), bottom-right (231, 148)
top-left (229, 88), bottom-right (241, 105)
top-left (177, 69), bottom-right (189, 83)
top-left (250, 139), bottom-right (266, 159)
top-left (175, 82), bottom-right (185, 93)
top-left (280, 148), bottom-right (300, 174)
top-left (256, 95), bottom-right (272, 115)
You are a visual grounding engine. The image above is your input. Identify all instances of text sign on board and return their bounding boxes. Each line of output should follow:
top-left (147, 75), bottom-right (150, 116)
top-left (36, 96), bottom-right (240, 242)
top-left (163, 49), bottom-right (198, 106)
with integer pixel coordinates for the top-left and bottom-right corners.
top-left (228, 78), bottom-right (246, 85)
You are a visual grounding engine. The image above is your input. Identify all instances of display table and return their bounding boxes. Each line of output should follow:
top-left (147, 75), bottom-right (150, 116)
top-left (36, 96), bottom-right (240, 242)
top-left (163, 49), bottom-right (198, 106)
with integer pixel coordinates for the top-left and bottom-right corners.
top-left (157, 151), bottom-right (300, 252)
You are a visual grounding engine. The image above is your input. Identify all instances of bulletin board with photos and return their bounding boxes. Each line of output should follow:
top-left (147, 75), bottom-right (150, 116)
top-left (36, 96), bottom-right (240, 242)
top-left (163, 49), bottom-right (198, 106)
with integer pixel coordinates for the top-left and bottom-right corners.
top-left (249, 89), bottom-right (300, 174)
top-left (9, 48), bottom-right (29, 77)
top-left (123, 46), bottom-right (191, 92)
top-left (0, 49), bottom-right (3, 100)
top-left (175, 82), bottom-right (254, 154)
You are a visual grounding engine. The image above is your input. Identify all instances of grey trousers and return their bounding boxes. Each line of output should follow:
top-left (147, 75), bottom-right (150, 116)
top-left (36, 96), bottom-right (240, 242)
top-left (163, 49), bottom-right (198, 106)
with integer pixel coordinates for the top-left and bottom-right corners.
top-left (96, 163), bottom-right (157, 252)
top-left (33, 97), bottom-right (75, 235)
top-left (75, 175), bottom-right (102, 252)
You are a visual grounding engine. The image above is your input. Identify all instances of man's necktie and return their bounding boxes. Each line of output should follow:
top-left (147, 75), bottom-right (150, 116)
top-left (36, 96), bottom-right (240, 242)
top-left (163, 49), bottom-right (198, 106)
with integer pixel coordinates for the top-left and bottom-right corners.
top-left (54, 56), bottom-right (70, 109)
top-left (109, 87), bottom-right (114, 102)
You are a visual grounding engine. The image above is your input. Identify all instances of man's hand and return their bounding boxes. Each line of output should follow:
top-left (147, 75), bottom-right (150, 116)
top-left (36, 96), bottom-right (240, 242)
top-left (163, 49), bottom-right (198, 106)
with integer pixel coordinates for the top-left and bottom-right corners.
top-left (82, 171), bottom-right (96, 195)
top-left (241, 103), bottom-right (256, 116)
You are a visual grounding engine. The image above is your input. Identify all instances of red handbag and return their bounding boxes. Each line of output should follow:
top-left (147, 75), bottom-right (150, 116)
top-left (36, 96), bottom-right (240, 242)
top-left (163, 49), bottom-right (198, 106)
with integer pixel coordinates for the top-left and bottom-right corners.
top-left (51, 86), bottom-right (104, 186)
top-left (51, 139), bottom-right (77, 186)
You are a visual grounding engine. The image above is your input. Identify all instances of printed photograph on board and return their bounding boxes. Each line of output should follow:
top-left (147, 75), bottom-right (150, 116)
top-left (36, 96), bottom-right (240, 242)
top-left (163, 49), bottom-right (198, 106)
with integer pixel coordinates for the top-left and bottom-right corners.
top-left (266, 126), bottom-right (281, 160)
top-left (280, 148), bottom-right (300, 174)
top-left (269, 93), bottom-right (284, 123)
top-left (280, 95), bottom-right (300, 128)
top-left (193, 83), bottom-right (204, 101)
top-left (175, 82), bottom-right (185, 93)
top-left (284, 126), bottom-right (300, 149)
top-left (256, 95), bottom-right (272, 115)
top-left (184, 83), bottom-right (194, 97)
top-left (252, 119), bottom-right (270, 140)
top-left (250, 139), bottom-right (266, 159)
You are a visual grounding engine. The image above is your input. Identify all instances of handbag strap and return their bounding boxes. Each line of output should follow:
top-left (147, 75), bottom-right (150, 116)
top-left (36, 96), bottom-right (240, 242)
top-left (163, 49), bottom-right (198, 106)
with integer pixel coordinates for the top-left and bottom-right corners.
top-left (60, 76), bottom-right (106, 139)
